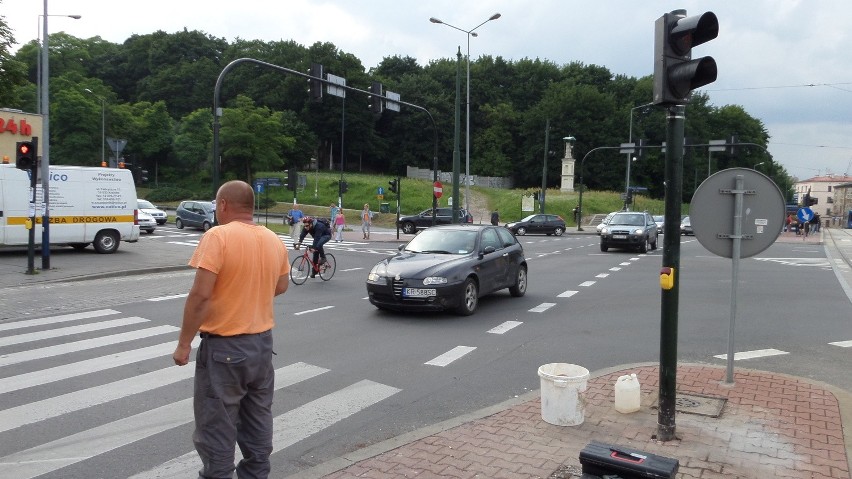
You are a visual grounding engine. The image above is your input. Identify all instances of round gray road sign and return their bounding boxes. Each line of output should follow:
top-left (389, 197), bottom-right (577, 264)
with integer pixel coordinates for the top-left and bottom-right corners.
top-left (689, 168), bottom-right (785, 258)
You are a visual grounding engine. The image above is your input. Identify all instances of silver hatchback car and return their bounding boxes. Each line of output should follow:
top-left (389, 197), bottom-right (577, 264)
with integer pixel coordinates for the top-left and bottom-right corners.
top-left (175, 200), bottom-right (215, 231)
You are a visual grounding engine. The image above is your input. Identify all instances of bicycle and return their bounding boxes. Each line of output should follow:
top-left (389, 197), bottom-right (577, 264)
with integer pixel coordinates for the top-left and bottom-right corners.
top-left (290, 244), bottom-right (336, 284)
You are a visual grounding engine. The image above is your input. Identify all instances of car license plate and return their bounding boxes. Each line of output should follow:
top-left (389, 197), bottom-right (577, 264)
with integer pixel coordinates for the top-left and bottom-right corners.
top-left (613, 234), bottom-right (627, 239)
top-left (403, 288), bottom-right (436, 297)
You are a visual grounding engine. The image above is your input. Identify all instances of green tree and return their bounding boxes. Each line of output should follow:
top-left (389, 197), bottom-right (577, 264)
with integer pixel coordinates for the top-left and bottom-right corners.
top-left (173, 108), bottom-right (213, 181)
top-left (0, 2), bottom-right (26, 105)
top-left (220, 95), bottom-right (292, 180)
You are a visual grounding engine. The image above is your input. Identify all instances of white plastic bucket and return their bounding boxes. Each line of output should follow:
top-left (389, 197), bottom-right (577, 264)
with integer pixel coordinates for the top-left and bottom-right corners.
top-left (614, 373), bottom-right (641, 413)
top-left (537, 363), bottom-right (589, 426)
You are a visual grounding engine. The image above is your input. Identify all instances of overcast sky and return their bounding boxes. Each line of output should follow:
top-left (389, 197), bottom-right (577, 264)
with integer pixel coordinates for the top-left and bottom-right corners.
top-left (7, 0), bottom-right (852, 180)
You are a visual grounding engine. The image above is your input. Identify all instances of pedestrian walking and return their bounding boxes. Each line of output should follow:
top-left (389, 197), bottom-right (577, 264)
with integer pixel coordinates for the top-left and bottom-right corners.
top-left (287, 203), bottom-right (305, 242)
top-left (361, 203), bottom-right (373, 239)
top-left (490, 209), bottom-right (499, 226)
top-left (329, 203), bottom-right (339, 226)
top-left (334, 209), bottom-right (345, 242)
top-left (172, 180), bottom-right (290, 479)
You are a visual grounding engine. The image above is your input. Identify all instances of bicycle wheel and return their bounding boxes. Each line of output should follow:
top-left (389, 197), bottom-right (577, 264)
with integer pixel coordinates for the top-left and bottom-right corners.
top-left (290, 255), bottom-right (310, 285)
top-left (319, 253), bottom-right (336, 281)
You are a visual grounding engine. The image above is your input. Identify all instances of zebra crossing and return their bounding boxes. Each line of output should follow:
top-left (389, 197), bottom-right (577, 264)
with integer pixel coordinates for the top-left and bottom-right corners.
top-left (0, 309), bottom-right (401, 478)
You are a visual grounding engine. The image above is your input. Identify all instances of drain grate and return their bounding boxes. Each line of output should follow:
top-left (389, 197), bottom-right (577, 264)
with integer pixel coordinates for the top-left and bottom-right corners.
top-left (651, 393), bottom-right (726, 417)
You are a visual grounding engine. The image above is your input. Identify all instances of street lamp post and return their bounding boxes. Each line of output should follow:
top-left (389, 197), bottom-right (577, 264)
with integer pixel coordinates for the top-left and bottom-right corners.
top-left (430, 13), bottom-right (501, 213)
top-left (753, 161), bottom-right (765, 170)
top-left (37, 14), bottom-right (81, 114)
top-left (625, 102), bottom-right (653, 211)
top-left (84, 89), bottom-right (105, 166)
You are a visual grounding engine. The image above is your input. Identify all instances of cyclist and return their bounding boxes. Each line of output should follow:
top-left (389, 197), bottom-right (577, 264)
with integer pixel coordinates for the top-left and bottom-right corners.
top-left (296, 216), bottom-right (332, 277)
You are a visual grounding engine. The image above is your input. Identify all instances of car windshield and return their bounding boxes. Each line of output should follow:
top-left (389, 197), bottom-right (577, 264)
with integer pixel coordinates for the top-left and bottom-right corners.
top-left (610, 214), bottom-right (644, 226)
top-left (653, 216), bottom-right (663, 222)
top-left (520, 214), bottom-right (539, 222)
top-left (404, 229), bottom-right (477, 255)
top-left (138, 200), bottom-right (155, 209)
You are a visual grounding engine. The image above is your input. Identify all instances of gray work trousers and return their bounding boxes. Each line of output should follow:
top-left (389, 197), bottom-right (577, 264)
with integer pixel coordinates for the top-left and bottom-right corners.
top-left (193, 330), bottom-right (274, 479)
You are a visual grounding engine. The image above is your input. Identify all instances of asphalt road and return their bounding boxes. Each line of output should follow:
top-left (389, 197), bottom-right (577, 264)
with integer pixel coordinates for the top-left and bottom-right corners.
top-left (0, 225), bottom-right (850, 478)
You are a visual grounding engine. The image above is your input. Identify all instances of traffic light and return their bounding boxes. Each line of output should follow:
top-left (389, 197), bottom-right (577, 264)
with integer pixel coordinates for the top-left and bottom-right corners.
top-left (653, 9), bottom-right (718, 106)
top-left (727, 134), bottom-right (739, 157)
top-left (369, 81), bottom-right (383, 114)
top-left (137, 168), bottom-right (149, 184)
top-left (288, 168), bottom-right (298, 192)
top-left (388, 178), bottom-right (398, 194)
top-left (15, 141), bottom-right (36, 171)
top-left (308, 63), bottom-right (323, 102)
top-left (636, 139), bottom-right (648, 160)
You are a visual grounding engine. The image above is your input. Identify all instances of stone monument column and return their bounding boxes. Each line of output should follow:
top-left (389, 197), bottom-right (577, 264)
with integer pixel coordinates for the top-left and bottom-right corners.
top-left (560, 136), bottom-right (576, 192)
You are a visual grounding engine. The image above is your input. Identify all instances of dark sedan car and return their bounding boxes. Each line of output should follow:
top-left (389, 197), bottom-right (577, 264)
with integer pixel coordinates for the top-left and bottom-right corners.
top-left (505, 213), bottom-right (566, 236)
top-left (396, 207), bottom-right (473, 234)
top-left (366, 225), bottom-right (527, 315)
top-left (599, 211), bottom-right (658, 253)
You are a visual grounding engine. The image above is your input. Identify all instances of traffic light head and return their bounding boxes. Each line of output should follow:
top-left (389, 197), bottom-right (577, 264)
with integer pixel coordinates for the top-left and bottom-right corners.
top-left (288, 168), bottom-right (298, 192)
top-left (15, 141), bottom-right (36, 171)
top-left (653, 10), bottom-right (719, 106)
top-left (308, 63), bottom-right (323, 102)
top-left (388, 178), bottom-right (398, 194)
top-left (369, 81), bottom-right (383, 115)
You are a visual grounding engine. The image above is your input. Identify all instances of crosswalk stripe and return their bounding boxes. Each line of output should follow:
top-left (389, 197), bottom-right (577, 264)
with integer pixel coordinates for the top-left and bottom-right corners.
top-left (425, 346), bottom-right (476, 366)
top-left (0, 325), bottom-right (179, 367)
top-left (132, 379), bottom-right (400, 478)
top-left (0, 338), bottom-right (201, 394)
top-left (488, 321), bottom-right (523, 334)
top-left (0, 363), bottom-right (330, 479)
top-left (557, 290), bottom-right (579, 298)
top-left (0, 316), bottom-right (150, 347)
top-left (713, 348), bottom-right (789, 360)
top-left (0, 309), bottom-right (119, 332)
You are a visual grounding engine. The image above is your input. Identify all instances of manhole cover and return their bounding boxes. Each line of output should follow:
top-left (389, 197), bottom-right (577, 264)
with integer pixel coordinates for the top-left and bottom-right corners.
top-left (651, 393), bottom-right (726, 417)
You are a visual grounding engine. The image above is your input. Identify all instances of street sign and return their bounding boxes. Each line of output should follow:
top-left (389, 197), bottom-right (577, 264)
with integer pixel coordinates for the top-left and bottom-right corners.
top-left (797, 207), bottom-right (814, 223)
top-left (266, 177), bottom-right (282, 187)
top-left (378, 186), bottom-right (384, 195)
top-left (433, 181), bottom-right (443, 199)
top-left (619, 142), bottom-right (635, 154)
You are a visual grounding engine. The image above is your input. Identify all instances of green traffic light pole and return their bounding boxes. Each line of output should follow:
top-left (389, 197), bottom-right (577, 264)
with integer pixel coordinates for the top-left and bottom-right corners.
top-left (211, 58), bottom-right (438, 215)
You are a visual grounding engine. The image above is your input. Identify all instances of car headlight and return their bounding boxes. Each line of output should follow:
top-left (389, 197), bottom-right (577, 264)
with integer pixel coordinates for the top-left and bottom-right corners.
top-left (367, 264), bottom-right (388, 283)
top-left (600, 227), bottom-right (609, 235)
top-left (423, 276), bottom-right (447, 285)
top-left (633, 228), bottom-right (645, 235)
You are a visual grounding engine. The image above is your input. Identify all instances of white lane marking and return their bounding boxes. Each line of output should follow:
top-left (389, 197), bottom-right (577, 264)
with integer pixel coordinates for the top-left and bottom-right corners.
top-left (579, 281), bottom-right (596, 287)
top-left (1, 364), bottom-right (329, 479)
top-left (0, 309), bottom-right (119, 332)
top-left (340, 267), bottom-right (363, 272)
top-left (529, 303), bottom-right (556, 313)
top-left (0, 338), bottom-right (201, 394)
top-left (610, 267), bottom-right (622, 271)
top-left (488, 321), bottom-right (523, 334)
top-left (596, 273), bottom-right (609, 278)
top-left (167, 241), bottom-right (200, 247)
top-left (425, 346), bottom-right (476, 366)
top-left (0, 325), bottom-right (179, 367)
top-left (829, 340), bottom-right (852, 347)
top-left (712, 348), bottom-right (789, 360)
top-left (148, 293), bottom-right (188, 302)
top-left (620, 262), bottom-right (631, 266)
top-left (630, 257), bottom-right (640, 261)
top-left (557, 290), bottom-right (579, 298)
top-left (294, 305), bottom-right (335, 316)
top-left (754, 257), bottom-right (832, 267)
top-left (0, 316), bottom-right (149, 347)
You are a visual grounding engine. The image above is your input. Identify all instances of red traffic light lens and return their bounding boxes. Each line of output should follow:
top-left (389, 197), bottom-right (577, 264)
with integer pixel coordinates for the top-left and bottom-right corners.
top-left (19, 144), bottom-right (30, 155)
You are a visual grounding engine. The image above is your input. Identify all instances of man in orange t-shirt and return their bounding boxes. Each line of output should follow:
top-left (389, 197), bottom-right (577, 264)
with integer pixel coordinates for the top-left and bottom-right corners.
top-left (172, 180), bottom-right (290, 479)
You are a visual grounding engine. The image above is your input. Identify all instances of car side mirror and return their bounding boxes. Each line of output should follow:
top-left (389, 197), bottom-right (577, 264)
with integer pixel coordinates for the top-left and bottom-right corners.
top-left (482, 245), bottom-right (496, 255)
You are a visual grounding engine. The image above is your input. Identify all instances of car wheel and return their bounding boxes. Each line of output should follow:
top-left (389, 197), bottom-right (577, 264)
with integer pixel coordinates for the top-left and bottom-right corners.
top-left (456, 277), bottom-right (479, 316)
top-left (600, 242), bottom-right (609, 252)
top-left (93, 230), bottom-right (120, 254)
top-left (509, 265), bottom-right (527, 297)
top-left (553, 227), bottom-right (564, 236)
top-left (639, 237), bottom-right (648, 254)
top-left (651, 236), bottom-right (658, 250)
top-left (202, 221), bottom-right (212, 232)
top-left (516, 226), bottom-right (527, 236)
top-left (175, 218), bottom-right (184, 229)
top-left (401, 222), bottom-right (417, 234)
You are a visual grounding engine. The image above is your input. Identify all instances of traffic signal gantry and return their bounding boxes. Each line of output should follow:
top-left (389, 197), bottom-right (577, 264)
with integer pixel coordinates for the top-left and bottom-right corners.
top-left (653, 9), bottom-right (719, 106)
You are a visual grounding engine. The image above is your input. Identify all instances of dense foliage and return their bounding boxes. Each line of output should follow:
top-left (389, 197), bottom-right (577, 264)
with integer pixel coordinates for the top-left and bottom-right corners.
top-left (1, 15), bottom-right (789, 201)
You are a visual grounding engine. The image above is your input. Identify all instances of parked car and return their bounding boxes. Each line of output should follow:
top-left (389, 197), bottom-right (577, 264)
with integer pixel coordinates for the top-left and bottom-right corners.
top-left (596, 212), bottom-right (618, 235)
top-left (366, 225), bottom-right (527, 315)
top-left (681, 216), bottom-right (694, 235)
top-left (396, 207), bottom-right (472, 234)
top-left (175, 200), bottom-right (215, 231)
top-left (138, 199), bottom-right (168, 225)
top-left (599, 211), bottom-right (659, 253)
top-left (136, 209), bottom-right (157, 234)
top-left (653, 215), bottom-right (665, 234)
top-left (505, 214), bottom-right (566, 236)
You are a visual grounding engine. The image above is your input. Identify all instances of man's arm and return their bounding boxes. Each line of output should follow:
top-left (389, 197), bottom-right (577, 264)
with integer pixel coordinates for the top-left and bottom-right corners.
top-left (275, 273), bottom-right (289, 296)
top-left (172, 267), bottom-right (217, 366)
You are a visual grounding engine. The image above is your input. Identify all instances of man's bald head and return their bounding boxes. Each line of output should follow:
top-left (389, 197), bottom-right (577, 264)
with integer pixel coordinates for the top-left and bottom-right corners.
top-left (217, 181), bottom-right (254, 211)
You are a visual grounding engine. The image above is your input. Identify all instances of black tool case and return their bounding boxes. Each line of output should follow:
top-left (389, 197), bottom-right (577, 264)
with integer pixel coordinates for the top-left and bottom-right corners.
top-left (579, 441), bottom-right (679, 478)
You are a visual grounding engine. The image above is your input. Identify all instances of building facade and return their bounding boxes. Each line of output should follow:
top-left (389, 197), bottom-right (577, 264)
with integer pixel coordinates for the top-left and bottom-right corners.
top-left (793, 175), bottom-right (852, 226)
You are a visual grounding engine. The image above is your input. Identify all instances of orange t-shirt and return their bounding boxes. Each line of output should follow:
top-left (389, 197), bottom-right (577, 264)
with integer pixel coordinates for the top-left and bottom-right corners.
top-left (189, 222), bottom-right (290, 336)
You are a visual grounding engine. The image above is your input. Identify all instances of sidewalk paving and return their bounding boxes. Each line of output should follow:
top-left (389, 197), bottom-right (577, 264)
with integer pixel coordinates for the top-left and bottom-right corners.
top-left (296, 363), bottom-right (852, 479)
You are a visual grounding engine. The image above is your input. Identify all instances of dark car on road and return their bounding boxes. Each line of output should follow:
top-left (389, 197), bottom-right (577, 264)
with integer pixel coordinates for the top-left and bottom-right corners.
top-left (505, 213), bottom-right (566, 236)
top-left (366, 225), bottom-right (527, 315)
top-left (397, 207), bottom-right (472, 234)
top-left (175, 200), bottom-right (215, 231)
top-left (599, 211), bottom-right (659, 253)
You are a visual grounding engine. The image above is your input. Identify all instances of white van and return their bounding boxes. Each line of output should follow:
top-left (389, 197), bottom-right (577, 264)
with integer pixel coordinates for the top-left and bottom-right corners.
top-left (0, 164), bottom-right (140, 253)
